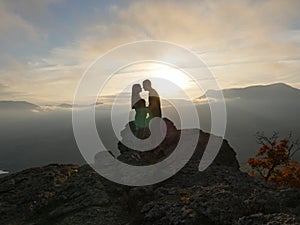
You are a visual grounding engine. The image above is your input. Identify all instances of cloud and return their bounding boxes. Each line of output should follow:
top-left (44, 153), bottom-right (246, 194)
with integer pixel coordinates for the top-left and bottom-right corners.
top-left (95, 1), bottom-right (298, 88)
top-left (1, 0), bottom-right (300, 104)
top-left (0, 9), bottom-right (40, 42)
top-left (1, 0), bottom-right (65, 18)
top-left (39, 101), bottom-right (103, 112)
top-left (0, 82), bottom-right (28, 100)
top-left (52, 0), bottom-right (300, 76)
top-left (0, 1), bottom-right (43, 42)
top-left (0, 0), bottom-right (66, 50)
top-left (0, 83), bottom-right (11, 96)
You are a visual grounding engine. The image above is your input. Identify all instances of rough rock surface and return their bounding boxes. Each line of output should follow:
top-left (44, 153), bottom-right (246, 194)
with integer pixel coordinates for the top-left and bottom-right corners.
top-left (0, 119), bottom-right (299, 225)
top-left (117, 118), bottom-right (240, 170)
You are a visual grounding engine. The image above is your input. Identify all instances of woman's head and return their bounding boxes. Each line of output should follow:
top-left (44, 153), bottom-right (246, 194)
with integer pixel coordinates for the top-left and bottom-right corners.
top-left (131, 84), bottom-right (142, 108)
top-left (132, 84), bottom-right (142, 94)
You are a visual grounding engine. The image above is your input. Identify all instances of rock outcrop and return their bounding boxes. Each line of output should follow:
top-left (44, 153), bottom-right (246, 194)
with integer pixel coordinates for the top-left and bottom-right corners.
top-left (0, 119), bottom-right (299, 225)
top-left (117, 118), bottom-right (240, 170)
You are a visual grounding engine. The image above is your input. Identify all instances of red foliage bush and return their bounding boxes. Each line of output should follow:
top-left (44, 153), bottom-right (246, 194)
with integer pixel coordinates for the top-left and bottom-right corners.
top-left (248, 132), bottom-right (300, 188)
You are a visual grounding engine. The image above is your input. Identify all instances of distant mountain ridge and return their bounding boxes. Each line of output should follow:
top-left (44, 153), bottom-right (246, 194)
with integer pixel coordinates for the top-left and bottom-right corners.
top-left (0, 101), bottom-right (40, 111)
top-left (0, 101), bottom-right (104, 112)
top-left (194, 82), bottom-right (300, 164)
top-left (198, 83), bottom-right (300, 100)
top-left (1, 83), bottom-right (299, 110)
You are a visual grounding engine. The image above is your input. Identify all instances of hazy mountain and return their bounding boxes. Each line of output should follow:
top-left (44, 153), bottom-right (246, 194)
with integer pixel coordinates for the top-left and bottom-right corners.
top-left (57, 103), bottom-right (74, 108)
top-left (198, 83), bottom-right (300, 101)
top-left (0, 101), bottom-right (40, 111)
top-left (197, 83), bottom-right (300, 164)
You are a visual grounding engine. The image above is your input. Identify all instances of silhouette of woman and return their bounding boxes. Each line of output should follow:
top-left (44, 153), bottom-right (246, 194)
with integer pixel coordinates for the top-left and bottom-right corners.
top-left (131, 84), bottom-right (152, 139)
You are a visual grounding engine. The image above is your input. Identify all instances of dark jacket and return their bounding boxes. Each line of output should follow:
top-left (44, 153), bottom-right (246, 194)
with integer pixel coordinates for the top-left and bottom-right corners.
top-left (148, 89), bottom-right (162, 118)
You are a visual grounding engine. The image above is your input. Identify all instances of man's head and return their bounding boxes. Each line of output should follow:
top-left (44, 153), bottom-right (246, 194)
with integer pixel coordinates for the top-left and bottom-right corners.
top-left (143, 79), bottom-right (152, 91)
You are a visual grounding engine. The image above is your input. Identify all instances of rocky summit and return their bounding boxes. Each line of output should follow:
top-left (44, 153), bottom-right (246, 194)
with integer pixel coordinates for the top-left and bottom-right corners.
top-left (0, 118), bottom-right (300, 225)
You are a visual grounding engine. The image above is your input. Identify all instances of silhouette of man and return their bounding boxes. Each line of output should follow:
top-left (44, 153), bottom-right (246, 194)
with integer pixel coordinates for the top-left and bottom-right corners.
top-left (143, 79), bottom-right (162, 118)
top-left (143, 79), bottom-right (164, 156)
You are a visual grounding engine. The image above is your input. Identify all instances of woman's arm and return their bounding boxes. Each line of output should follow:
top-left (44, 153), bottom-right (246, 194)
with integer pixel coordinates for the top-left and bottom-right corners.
top-left (146, 110), bottom-right (153, 125)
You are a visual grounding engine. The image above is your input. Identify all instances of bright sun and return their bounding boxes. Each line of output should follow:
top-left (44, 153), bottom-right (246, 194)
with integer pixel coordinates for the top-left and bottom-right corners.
top-left (98, 62), bottom-right (199, 101)
top-left (144, 63), bottom-right (195, 99)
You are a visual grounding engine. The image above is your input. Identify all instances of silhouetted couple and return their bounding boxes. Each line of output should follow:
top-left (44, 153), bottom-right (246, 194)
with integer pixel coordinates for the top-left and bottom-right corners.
top-left (131, 79), bottom-right (161, 139)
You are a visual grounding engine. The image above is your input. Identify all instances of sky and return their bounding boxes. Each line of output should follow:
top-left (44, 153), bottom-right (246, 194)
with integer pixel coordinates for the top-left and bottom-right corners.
top-left (0, 0), bottom-right (300, 104)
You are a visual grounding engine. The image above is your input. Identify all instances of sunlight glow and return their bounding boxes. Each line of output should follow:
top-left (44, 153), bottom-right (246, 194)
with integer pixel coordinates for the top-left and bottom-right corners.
top-left (98, 62), bottom-right (198, 102)
top-left (148, 63), bottom-right (192, 92)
